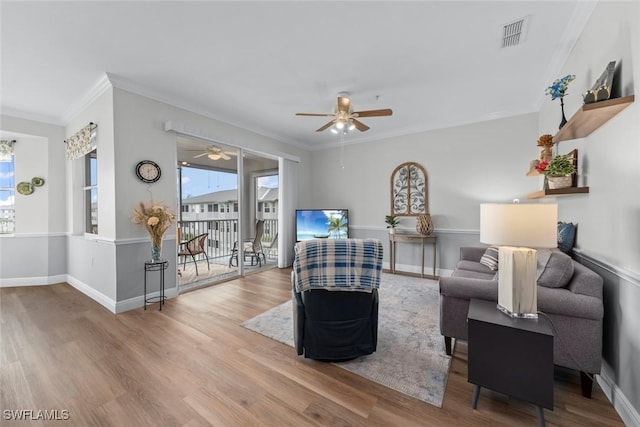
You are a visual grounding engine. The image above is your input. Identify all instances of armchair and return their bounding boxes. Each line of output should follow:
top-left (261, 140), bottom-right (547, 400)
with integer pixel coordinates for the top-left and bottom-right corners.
top-left (178, 233), bottom-right (209, 276)
top-left (229, 220), bottom-right (266, 267)
top-left (292, 238), bottom-right (383, 361)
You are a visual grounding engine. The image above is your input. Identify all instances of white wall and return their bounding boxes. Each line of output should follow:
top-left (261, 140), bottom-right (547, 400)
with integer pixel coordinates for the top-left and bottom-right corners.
top-left (0, 116), bottom-right (67, 285)
top-left (307, 113), bottom-right (540, 272)
top-left (111, 87), bottom-right (310, 303)
top-left (537, 2), bottom-right (639, 424)
top-left (64, 86), bottom-right (117, 303)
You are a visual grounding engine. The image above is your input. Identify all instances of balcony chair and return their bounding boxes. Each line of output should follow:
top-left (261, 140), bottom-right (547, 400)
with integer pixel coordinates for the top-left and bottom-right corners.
top-left (178, 233), bottom-right (209, 276)
top-left (229, 219), bottom-right (266, 267)
top-left (262, 233), bottom-right (278, 259)
top-left (292, 238), bottom-right (383, 361)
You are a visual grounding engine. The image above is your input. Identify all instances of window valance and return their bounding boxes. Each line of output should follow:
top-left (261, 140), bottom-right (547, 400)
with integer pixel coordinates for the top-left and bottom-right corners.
top-left (65, 122), bottom-right (97, 160)
top-left (0, 140), bottom-right (15, 162)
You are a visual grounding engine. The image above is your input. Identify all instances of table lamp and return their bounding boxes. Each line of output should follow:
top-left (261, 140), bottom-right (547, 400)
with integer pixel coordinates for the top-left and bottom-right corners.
top-left (480, 203), bottom-right (558, 318)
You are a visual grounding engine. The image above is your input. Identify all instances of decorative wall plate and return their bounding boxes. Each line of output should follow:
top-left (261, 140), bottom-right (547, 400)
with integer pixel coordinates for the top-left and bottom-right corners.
top-left (31, 177), bottom-right (45, 187)
top-left (17, 182), bottom-right (34, 195)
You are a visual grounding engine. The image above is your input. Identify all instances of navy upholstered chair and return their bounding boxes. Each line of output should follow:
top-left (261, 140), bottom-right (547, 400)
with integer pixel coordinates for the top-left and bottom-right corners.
top-left (291, 238), bottom-right (383, 361)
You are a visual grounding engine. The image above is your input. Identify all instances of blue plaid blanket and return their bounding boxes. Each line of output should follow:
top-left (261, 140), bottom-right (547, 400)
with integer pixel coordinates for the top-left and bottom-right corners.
top-left (293, 238), bottom-right (383, 293)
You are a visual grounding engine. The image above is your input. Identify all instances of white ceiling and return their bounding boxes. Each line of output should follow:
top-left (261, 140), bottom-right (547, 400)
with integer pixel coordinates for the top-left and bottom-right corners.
top-left (0, 1), bottom-right (596, 149)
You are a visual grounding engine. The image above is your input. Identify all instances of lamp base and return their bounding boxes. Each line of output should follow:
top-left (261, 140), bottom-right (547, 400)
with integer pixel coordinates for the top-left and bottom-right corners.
top-left (498, 246), bottom-right (538, 319)
top-left (497, 303), bottom-right (539, 319)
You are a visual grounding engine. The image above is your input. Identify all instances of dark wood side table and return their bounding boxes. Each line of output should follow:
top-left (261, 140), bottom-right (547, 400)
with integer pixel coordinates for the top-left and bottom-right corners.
top-left (467, 298), bottom-right (554, 427)
top-left (144, 260), bottom-right (168, 311)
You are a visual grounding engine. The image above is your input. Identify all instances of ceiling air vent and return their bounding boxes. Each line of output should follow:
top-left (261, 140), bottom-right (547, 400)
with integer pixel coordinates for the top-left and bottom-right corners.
top-left (502, 17), bottom-right (527, 48)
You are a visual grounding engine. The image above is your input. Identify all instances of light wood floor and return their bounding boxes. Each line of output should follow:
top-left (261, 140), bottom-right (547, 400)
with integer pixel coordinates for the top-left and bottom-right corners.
top-left (1, 268), bottom-right (624, 426)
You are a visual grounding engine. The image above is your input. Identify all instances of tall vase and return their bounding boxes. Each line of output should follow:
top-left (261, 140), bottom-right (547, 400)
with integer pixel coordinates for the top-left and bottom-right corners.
top-left (559, 97), bottom-right (568, 129)
top-left (151, 239), bottom-right (163, 262)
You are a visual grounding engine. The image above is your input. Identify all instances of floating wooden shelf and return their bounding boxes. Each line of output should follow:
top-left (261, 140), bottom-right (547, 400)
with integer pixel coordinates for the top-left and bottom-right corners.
top-left (554, 95), bottom-right (634, 143)
top-left (527, 187), bottom-right (589, 199)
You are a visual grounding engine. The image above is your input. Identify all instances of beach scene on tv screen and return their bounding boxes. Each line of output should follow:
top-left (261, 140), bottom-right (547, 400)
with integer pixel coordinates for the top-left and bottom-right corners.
top-left (296, 210), bottom-right (348, 240)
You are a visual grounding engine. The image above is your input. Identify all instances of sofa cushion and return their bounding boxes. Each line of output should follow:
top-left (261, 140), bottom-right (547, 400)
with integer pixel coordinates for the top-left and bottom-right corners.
top-left (452, 266), bottom-right (496, 281)
top-left (456, 260), bottom-right (496, 275)
top-left (558, 222), bottom-right (576, 253)
top-left (537, 249), bottom-right (574, 288)
top-left (479, 246), bottom-right (499, 270)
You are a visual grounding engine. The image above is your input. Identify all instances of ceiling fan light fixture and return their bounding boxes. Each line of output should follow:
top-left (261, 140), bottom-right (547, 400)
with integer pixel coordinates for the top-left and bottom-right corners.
top-left (330, 127), bottom-right (339, 134)
top-left (348, 121), bottom-right (356, 131)
top-left (208, 153), bottom-right (221, 160)
top-left (335, 120), bottom-right (345, 130)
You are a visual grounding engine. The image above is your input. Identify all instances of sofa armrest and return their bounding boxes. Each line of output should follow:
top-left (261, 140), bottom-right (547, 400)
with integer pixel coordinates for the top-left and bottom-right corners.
top-left (567, 262), bottom-right (603, 299)
top-left (459, 247), bottom-right (488, 263)
top-left (439, 276), bottom-right (498, 301)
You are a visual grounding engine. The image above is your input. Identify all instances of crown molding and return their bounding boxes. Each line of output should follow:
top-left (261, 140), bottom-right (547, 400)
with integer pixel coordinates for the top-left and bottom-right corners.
top-left (60, 74), bottom-right (113, 126)
top-left (0, 106), bottom-right (63, 127)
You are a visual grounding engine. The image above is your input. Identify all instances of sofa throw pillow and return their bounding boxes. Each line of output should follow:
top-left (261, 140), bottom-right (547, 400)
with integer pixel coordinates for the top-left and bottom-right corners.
top-left (557, 222), bottom-right (576, 254)
top-left (479, 246), bottom-right (499, 271)
top-left (537, 249), bottom-right (574, 288)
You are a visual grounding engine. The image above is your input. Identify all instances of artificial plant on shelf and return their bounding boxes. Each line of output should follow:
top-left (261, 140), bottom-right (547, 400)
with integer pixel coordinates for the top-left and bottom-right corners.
top-left (536, 154), bottom-right (577, 190)
top-left (535, 155), bottom-right (576, 177)
top-left (546, 74), bottom-right (575, 129)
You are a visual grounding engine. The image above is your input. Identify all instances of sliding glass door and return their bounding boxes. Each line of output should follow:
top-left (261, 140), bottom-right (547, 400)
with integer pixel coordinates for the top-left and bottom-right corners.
top-left (176, 136), bottom-right (279, 291)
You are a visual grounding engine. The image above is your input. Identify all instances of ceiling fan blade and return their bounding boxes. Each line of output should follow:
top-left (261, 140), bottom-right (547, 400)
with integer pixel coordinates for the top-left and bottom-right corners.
top-left (220, 153), bottom-right (231, 160)
top-left (353, 108), bottom-right (393, 117)
top-left (193, 152), bottom-right (208, 158)
top-left (296, 113), bottom-right (333, 117)
top-left (351, 119), bottom-right (370, 132)
top-left (316, 120), bottom-right (336, 132)
top-left (337, 96), bottom-right (351, 113)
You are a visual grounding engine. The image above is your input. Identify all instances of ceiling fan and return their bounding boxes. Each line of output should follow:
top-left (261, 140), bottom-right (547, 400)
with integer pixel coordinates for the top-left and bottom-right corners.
top-left (188, 146), bottom-right (237, 161)
top-left (296, 92), bottom-right (392, 133)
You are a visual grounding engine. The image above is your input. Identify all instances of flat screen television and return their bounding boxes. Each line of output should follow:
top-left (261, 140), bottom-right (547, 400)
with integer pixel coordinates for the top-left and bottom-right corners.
top-left (295, 209), bottom-right (349, 241)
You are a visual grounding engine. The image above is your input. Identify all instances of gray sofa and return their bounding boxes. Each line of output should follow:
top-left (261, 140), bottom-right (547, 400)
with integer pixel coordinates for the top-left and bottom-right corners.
top-left (439, 246), bottom-right (603, 397)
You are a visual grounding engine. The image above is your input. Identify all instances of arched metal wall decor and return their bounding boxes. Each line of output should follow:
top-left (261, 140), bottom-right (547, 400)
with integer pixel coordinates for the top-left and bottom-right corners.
top-left (390, 162), bottom-right (428, 216)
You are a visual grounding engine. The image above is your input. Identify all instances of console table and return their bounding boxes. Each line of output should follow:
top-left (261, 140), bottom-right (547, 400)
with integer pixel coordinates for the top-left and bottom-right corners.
top-left (389, 232), bottom-right (437, 279)
top-left (468, 298), bottom-right (554, 427)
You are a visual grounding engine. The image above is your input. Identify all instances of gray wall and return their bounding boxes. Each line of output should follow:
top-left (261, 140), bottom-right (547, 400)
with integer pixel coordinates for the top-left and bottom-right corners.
top-left (537, 2), bottom-right (639, 424)
top-left (306, 112), bottom-right (540, 271)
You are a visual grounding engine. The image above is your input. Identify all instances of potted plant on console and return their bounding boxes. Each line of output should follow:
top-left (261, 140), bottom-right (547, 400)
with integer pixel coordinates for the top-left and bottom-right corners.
top-left (536, 154), bottom-right (576, 189)
top-left (385, 215), bottom-right (400, 234)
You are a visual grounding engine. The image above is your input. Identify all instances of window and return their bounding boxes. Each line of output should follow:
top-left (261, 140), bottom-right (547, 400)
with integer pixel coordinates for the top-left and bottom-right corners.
top-left (264, 203), bottom-right (271, 213)
top-left (181, 205), bottom-right (189, 213)
top-left (233, 203), bottom-right (238, 213)
top-left (208, 203), bottom-right (214, 212)
top-left (0, 144), bottom-right (15, 234)
top-left (213, 203), bottom-right (219, 212)
top-left (84, 149), bottom-right (98, 234)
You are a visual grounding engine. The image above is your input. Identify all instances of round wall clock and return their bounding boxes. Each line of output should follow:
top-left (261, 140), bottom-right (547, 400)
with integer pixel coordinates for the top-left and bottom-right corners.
top-left (135, 160), bottom-right (161, 183)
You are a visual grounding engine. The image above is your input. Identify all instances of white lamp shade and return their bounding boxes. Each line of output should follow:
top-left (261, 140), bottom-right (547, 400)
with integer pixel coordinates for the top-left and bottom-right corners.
top-left (480, 203), bottom-right (558, 248)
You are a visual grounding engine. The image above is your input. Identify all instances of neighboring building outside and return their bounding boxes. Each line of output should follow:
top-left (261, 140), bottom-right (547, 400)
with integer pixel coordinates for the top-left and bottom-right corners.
top-left (180, 186), bottom-right (278, 257)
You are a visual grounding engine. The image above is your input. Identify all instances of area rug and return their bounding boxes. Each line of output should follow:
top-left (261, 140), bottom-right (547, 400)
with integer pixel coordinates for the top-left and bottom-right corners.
top-left (242, 273), bottom-right (451, 407)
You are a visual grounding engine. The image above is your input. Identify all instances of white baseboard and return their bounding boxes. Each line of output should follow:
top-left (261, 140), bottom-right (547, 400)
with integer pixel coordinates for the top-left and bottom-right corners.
top-left (115, 287), bottom-right (178, 313)
top-left (382, 261), bottom-right (452, 278)
top-left (598, 363), bottom-right (640, 427)
top-left (0, 274), bottom-right (67, 287)
top-left (65, 275), bottom-right (117, 313)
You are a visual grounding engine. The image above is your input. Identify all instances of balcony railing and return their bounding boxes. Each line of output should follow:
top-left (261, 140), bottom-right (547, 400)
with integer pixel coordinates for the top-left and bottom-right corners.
top-left (178, 218), bottom-right (277, 261)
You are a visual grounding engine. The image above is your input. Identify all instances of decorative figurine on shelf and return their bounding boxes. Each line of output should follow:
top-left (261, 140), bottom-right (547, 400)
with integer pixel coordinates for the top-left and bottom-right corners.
top-left (537, 134), bottom-right (555, 163)
top-left (584, 61), bottom-right (615, 104)
top-left (546, 74), bottom-right (575, 129)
